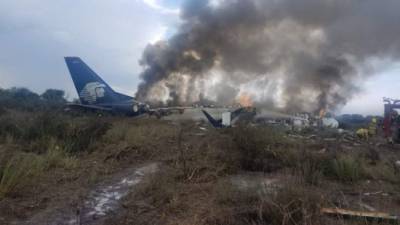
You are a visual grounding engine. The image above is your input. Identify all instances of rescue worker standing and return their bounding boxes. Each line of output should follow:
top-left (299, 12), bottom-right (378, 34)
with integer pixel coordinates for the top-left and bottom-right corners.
top-left (368, 117), bottom-right (377, 136)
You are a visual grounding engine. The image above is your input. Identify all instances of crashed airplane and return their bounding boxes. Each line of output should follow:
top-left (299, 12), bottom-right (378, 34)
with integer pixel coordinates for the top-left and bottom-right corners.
top-left (65, 57), bottom-right (188, 117)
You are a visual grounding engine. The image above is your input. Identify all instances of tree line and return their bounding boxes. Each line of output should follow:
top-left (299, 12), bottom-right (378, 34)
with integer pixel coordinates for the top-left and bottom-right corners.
top-left (0, 87), bottom-right (68, 112)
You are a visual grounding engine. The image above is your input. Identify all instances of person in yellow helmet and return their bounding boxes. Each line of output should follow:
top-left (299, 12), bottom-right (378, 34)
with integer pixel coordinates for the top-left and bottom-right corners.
top-left (356, 128), bottom-right (369, 140)
top-left (368, 117), bottom-right (377, 136)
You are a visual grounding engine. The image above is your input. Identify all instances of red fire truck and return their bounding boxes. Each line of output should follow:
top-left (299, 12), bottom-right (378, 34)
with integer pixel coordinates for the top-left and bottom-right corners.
top-left (383, 98), bottom-right (400, 143)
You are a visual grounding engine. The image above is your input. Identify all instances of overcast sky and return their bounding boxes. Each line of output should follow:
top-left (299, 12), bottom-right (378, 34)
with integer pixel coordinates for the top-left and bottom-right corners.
top-left (0, 0), bottom-right (398, 115)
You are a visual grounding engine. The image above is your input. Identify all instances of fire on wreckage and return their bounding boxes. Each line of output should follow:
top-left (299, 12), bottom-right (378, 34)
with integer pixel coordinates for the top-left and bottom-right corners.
top-left (201, 106), bottom-right (339, 130)
top-left (64, 56), bottom-right (393, 142)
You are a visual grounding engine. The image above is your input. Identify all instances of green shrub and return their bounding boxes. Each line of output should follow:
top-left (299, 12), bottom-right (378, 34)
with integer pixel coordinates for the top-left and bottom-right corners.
top-left (0, 154), bottom-right (43, 199)
top-left (22, 112), bottom-right (68, 141)
top-left (0, 142), bottom-right (78, 199)
top-left (63, 118), bottom-right (111, 153)
top-left (326, 155), bottom-right (364, 183)
top-left (0, 112), bottom-right (68, 145)
top-left (43, 140), bottom-right (78, 169)
top-left (289, 150), bottom-right (334, 186)
top-left (0, 111), bottom-right (110, 153)
top-left (0, 116), bottom-right (22, 140)
top-left (0, 87), bottom-right (66, 112)
top-left (298, 155), bottom-right (324, 186)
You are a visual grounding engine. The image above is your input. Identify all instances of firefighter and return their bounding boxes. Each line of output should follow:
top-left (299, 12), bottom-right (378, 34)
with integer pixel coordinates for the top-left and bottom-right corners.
top-left (385, 110), bottom-right (400, 143)
top-left (356, 128), bottom-right (369, 140)
top-left (368, 117), bottom-right (377, 136)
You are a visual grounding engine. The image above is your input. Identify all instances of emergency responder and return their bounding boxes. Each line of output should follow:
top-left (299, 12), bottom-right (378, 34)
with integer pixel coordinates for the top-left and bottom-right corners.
top-left (368, 117), bottom-right (377, 136)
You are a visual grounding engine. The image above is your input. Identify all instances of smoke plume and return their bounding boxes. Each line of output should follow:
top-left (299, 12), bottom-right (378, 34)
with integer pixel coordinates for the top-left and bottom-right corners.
top-left (136, 0), bottom-right (400, 112)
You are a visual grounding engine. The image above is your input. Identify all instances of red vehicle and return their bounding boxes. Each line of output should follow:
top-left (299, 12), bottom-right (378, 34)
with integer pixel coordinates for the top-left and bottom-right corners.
top-left (383, 98), bottom-right (400, 143)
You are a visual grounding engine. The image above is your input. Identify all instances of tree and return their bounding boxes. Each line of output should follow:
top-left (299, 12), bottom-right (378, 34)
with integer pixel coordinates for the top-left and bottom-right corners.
top-left (6, 87), bottom-right (41, 111)
top-left (41, 89), bottom-right (66, 104)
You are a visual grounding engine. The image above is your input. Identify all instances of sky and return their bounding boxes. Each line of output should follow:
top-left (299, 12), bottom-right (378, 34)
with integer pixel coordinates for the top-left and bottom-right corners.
top-left (0, 0), bottom-right (398, 116)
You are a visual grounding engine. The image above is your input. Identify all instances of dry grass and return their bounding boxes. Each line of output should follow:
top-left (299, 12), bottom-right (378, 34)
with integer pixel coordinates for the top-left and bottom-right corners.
top-left (0, 153), bottom-right (43, 199)
top-left (1, 109), bottom-right (400, 224)
top-left (295, 152), bottom-right (330, 186)
top-left (42, 140), bottom-right (78, 170)
top-left (105, 124), bottom-right (330, 225)
top-left (0, 143), bottom-right (78, 199)
top-left (231, 125), bottom-right (298, 172)
top-left (363, 160), bottom-right (400, 184)
top-left (0, 111), bottom-right (111, 154)
top-left (116, 168), bottom-right (326, 225)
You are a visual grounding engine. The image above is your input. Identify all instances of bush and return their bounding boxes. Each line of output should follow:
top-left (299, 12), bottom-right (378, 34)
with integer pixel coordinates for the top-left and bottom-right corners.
top-left (0, 111), bottom-right (111, 154)
top-left (22, 112), bottom-right (68, 142)
top-left (0, 142), bottom-right (78, 199)
top-left (231, 125), bottom-right (293, 172)
top-left (0, 112), bottom-right (67, 145)
top-left (0, 116), bottom-right (22, 140)
top-left (325, 155), bottom-right (364, 183)
top-left (0, 87), bottom-right (67, 112)
top-left (42, 140), bottom-right (78, 169)
top-left (296, 152), bottom-right (329, 186)
top-left (40, 89), bottom-right (66, 108)
top-left (63, 118), bottom-right (111, 153)
top-left (0, 154), bottom-right (43, 199)
top-left (364, 161), bottom-right (400, 184)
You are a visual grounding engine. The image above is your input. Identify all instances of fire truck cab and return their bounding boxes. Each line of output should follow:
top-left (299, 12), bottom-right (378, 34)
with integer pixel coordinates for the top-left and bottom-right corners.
top-left (383, 98), bottom-right (400, 143)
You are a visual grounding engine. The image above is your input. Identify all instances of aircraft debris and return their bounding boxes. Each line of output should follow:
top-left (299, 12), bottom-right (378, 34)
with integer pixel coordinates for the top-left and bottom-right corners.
top-left (202, 107), bottom-right (256, 128)
top-left (199, 127), bottom-right (207, 131)
top-left (321, 207), bottom-right (399, 222)
top-left (322, 117), bottom-right (339, 128)
top-left (363, 191), bottom-right (390, 197)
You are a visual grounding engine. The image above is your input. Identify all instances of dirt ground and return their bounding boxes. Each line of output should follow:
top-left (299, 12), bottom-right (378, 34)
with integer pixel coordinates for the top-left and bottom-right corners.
top-left (1, 115), bottom-right (400, 225)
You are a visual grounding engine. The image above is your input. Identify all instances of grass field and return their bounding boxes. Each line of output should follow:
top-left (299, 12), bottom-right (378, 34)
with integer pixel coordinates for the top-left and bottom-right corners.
top-left (0, 109), bottom-right (399, 225)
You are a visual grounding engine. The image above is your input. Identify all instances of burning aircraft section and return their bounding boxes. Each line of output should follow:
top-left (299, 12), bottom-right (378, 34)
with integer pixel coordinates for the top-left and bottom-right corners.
top-left (136, 0), bottom-right (400, 114)
top-left (4, 1), bottom-right (400, 224)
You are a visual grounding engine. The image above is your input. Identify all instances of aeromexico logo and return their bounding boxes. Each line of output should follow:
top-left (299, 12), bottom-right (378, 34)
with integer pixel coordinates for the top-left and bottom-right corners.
top-left (80, 82), bottom-right (106, 103)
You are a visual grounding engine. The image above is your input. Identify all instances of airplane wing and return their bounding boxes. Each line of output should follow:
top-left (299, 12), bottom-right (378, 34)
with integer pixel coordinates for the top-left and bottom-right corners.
top-left (146, 106), bottom-right (193, 118)
top-left (152, 106), bottom-right (192, 111)
top-left (150, 106), bottom-right (193, 114)
top-left (65, 103), bottom-right (113, 111)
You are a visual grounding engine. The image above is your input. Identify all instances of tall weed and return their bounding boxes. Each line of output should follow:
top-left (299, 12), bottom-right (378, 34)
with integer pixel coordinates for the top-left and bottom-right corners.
top-left (326, 155), bottom-right (364, 182)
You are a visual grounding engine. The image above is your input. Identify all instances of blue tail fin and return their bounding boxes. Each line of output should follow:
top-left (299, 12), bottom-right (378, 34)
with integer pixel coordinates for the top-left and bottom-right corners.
top-left (65, 57), bottom-right (131, 105)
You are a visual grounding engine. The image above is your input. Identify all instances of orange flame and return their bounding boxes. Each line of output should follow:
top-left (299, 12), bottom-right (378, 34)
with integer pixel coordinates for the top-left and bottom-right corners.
top-left (238, 93), bottom-right (253, 107)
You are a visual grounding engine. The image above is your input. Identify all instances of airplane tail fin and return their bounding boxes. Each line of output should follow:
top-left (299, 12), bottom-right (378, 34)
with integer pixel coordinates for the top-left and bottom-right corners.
top-left (202, 110), bottom-right (223, 128)
top-left (65, 57), bottom-right (129, 105)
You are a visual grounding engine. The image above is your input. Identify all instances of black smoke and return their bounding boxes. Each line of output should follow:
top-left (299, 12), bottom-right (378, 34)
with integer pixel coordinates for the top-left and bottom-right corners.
top-left (136, 0), bottom-right (400, 112)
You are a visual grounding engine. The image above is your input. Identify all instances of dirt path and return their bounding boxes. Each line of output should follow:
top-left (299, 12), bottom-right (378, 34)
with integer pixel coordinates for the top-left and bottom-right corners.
top-left (20, 163), bottom-right (158, 225)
